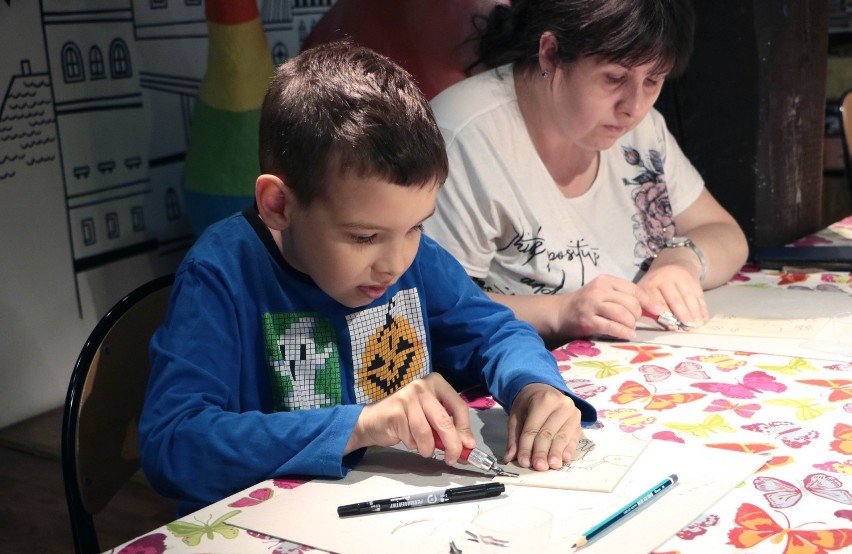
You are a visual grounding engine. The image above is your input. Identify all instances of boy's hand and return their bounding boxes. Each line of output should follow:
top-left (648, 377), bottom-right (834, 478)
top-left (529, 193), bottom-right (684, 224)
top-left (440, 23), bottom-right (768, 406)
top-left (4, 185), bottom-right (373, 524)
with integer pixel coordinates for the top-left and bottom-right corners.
top-left (345, 373), bottom-right (476, 465)
top-left (505, 383), bottom-right (582, 471)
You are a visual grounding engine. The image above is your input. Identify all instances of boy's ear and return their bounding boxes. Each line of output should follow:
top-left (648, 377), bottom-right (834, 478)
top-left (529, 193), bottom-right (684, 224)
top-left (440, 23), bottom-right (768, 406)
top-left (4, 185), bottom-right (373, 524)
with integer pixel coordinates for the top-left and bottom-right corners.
top-left (256, 173), bottom-right (295, 230)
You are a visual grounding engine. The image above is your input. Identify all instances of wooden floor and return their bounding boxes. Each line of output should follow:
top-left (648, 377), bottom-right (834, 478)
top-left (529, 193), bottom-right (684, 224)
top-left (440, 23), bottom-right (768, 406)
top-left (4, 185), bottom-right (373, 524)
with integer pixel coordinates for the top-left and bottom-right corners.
top-left (0, 408), bottom-right (177, 554)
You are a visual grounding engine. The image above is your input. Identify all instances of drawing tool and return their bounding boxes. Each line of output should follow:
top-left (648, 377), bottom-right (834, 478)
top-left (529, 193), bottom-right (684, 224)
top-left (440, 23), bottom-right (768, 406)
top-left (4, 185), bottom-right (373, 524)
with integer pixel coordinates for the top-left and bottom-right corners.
top-left (336, 482), bottom-right (505, 517)
top-left (642, 309), bottom-right (689, 331)
top-left (432, 429), bottom-right (518, 477)
top-left (572, 474), bottom-right (679, 549)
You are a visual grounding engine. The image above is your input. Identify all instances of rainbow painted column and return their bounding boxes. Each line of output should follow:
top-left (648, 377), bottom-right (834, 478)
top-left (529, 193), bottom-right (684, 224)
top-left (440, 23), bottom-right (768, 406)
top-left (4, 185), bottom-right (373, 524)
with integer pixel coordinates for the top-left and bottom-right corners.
top-left (183, 0), bottom-right (273, 236)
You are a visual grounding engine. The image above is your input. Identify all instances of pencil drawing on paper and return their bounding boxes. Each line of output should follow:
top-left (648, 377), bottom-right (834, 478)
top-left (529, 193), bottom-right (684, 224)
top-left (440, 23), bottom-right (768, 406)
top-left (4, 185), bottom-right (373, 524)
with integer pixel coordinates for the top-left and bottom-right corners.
top-left (693, 315), bottom-right (829, 340)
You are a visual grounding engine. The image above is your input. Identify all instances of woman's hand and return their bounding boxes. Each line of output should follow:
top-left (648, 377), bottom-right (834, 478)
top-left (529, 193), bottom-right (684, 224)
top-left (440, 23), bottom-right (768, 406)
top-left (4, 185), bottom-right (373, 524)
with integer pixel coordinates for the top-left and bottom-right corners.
top-left (638, 258), bottom-right (708, 328)
top-left (555, 274), bottom-right (662, 340)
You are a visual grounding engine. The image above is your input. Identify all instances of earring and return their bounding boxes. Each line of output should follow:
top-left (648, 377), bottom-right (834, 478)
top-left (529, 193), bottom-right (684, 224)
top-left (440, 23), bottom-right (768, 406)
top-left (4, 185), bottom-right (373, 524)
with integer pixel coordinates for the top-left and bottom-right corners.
top-left (540, 69), bottom-right (550, 78)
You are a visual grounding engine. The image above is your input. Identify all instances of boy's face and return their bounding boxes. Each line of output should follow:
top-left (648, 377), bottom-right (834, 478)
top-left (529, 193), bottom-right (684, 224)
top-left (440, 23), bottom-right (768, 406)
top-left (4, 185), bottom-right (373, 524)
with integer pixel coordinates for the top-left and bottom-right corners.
top-left (280, 173), bottom-right (439, 308)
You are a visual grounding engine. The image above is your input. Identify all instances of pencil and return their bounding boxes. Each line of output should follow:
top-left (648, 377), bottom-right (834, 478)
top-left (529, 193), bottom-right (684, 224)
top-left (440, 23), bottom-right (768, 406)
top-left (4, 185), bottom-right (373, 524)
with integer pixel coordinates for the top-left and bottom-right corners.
top-left (572, 474), bottom-right (678, 549)
top-left (641, 309), bottom-right (689, 331)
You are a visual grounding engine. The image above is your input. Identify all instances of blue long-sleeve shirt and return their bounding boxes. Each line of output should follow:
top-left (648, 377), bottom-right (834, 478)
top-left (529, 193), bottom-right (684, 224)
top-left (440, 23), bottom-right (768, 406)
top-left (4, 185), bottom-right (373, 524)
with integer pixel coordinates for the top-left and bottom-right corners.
top-left (139, 208), bottom-right (596, 515)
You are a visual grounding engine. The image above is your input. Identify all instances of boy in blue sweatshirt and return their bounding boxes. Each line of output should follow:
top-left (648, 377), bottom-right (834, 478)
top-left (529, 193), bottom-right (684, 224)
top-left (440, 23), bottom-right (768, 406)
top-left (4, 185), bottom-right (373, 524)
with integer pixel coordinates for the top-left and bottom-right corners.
top-left (139, 41), bottom-right (596, 515)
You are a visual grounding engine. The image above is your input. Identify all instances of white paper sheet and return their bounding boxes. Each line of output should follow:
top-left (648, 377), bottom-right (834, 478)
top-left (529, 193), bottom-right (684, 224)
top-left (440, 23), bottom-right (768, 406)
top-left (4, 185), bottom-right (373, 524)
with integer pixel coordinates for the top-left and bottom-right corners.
top-left (493, 429), bottom-right (649, 492)
top-left (229, 434), bottom-right (765, 554)
top-left (634, 285), bottom-right (852, 361)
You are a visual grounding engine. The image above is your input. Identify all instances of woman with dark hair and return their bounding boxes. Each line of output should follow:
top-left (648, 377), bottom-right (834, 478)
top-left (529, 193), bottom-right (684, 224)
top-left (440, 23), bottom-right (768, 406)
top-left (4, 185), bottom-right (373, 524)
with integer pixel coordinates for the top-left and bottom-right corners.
top-left (424, 0), bottom-right (747, 347)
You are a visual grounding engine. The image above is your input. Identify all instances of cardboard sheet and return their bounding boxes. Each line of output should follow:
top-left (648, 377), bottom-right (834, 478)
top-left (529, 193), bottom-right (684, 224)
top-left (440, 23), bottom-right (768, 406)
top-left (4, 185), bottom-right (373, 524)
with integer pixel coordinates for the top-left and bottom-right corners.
top-left (228, 414), bottom-right (765, 554)
top-left (493, 429), bottom-right (649, 492)
top-left (634, 285), bottom-right (852, 361)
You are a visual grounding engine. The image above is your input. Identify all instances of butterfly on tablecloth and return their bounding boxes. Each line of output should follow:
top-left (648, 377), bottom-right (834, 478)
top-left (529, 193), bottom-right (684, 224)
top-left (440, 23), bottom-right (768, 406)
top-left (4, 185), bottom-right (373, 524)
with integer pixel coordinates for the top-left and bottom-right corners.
top-left (273, 478), bottom-right (308, 490)
top-left (652, 430), bottom-right (684, 443)
top-left (664, 414), bottom-right (736, 438)
top-left (764, 397), bottom-right (836, 421)
top-left (742, 421), bottom-right (820, 449)
top-left (572, 359), bottom-right (632, 379)
top-left (638, 361), bottom-right (709, 382)
top-left (687, 353), bottom-right (748, 372)
top-left (229, 487), bottom-right (273, 507)
top-left (677, 513), bottom-right (720, 540)
top-left (753, 473), bottom-right (852, 508)
top-left (611, 380), bottom-right (705, 411)
top-left (116, 533), bottom-right (167, 554)
top-left (755, 357), bottom-right (819, 376)
top-left (564, 378), bottom-right (607, 399)
top-left (796, 379), bottom-right (852, 402)
top-left (705, 398), bottom-right (761, 418)
top-left (166, 510), bottom-right (241, 546)
top-left (727, 502), bottom-right (852, 553)
top-left (611, 344), bottom-right (672, 363)
top-left (690, 370), bottom-right (786, 399)
top-left (814, 460), bottom-right (852, 474)
top-left (551, 339), bottom-right (601, 361)
top-left (597, 407), bottom-right (656, 433)
top-left (830, 423), bottom-right (852, 455)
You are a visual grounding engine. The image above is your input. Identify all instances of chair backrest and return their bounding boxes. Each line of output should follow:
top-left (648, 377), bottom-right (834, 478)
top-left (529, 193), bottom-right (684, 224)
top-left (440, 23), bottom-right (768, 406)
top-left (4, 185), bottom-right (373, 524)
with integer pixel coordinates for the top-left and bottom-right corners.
top-left (61, 274), bottom-right (174, 554)
top-left (839, 88), bottom-right (852, 199)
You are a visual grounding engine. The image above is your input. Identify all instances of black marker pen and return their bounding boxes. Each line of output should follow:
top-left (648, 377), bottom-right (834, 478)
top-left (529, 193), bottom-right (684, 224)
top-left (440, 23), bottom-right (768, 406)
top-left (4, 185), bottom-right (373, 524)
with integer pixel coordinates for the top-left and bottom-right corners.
top-left (337, 482), bottom-right (505, 517)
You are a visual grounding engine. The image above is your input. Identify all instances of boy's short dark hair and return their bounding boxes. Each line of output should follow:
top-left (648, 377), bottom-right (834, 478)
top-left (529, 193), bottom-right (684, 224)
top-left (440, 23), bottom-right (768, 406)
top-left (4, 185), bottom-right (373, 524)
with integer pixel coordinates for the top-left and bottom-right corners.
top-left (259, 41), bottom-right (449, 206)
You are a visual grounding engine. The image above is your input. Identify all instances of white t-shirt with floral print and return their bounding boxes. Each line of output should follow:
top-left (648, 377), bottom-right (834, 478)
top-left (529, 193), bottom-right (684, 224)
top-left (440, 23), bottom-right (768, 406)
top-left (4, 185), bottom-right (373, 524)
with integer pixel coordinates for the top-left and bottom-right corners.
top-left (424, 64), bottom-right (704, 296)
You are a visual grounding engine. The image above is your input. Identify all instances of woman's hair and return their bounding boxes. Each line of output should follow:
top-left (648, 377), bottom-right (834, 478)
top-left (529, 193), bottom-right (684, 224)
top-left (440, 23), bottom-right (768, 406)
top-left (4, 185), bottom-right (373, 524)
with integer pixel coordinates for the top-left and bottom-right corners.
top-left (469, 0), bottom-right (695, 78)
top-left (258, 40), bottom-right (448, 206)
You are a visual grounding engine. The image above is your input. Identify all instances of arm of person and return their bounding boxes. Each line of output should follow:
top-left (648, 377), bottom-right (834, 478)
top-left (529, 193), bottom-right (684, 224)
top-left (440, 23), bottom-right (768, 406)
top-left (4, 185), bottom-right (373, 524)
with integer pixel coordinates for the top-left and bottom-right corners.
top-left (421, 238), bottom-right (597, 469)
top-left (485, 276), bottom-right (664, 346)
top-left (638, 188), bottom-right (748, 327)
top-left (139, 262), bottom-right (365, 515)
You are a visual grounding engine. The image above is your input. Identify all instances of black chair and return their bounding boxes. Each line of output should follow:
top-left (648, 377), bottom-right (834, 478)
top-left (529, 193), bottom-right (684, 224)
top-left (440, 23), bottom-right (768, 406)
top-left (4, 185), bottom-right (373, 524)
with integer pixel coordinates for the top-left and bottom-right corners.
top-left (839, 87), bottom-right (852, 201)
top-left (61, 274), bottom-right (174, 554)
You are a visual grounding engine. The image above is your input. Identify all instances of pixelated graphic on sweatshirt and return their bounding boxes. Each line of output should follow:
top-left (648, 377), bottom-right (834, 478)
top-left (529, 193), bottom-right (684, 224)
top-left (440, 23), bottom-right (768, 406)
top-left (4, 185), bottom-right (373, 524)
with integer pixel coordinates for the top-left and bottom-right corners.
top-left (262, 312), bottom-right (341, 411)
top-left (347, 288), bottom-right (430, 404)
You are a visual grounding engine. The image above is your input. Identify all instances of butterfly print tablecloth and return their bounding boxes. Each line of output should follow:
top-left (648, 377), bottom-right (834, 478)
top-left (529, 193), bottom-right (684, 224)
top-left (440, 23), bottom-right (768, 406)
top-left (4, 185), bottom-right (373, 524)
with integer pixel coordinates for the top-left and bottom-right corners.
top-left (552, 338), bottom-right (852, 553)
top-left (108, 249), bottom-right (852, 553)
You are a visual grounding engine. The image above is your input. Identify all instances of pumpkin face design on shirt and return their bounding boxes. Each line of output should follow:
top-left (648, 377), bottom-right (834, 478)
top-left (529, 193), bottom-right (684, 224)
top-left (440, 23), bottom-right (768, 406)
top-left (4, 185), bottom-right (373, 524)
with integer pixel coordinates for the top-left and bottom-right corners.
top-left (348, 288), bottom-right (430, 403)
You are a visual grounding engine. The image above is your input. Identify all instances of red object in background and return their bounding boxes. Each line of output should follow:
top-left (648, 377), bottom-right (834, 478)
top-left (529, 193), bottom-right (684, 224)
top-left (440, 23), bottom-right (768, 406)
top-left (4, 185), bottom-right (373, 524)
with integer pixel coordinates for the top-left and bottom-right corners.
top-left (301, 0), bottom-right (504, 100)
top-left (205, 0), bottom-right (259, 25)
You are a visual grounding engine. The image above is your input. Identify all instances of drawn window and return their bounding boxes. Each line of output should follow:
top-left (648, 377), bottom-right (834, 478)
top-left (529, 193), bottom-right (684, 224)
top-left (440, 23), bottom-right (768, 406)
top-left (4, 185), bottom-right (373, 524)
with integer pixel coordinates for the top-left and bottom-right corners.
top-left (185, 0), bottom-right (201, 5)
top-left (82, 218), bottom-right (96, 246)
top-left (271, 42), bottom-right (288, 66)
top-left (150, 0), bottom-right (167, 8)
top-left (89, 46), bottom-right (105, 80)
top-left (109, 39), bottom-right (132, 79)
top-left (61, 43), bottom-right (85, 83)
top-left (298, 20), bottom-right (308, 43)
top-left (106, 212), bottom-right (120, 239)
top-left (131, 206), bottom-right (145, 232)
top-left (165, 187), bottom-right (182, 221)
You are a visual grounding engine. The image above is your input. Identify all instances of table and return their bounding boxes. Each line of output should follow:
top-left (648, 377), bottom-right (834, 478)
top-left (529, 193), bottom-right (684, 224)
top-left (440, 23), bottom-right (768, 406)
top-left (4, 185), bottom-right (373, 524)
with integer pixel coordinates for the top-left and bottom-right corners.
top-left (107, 220), bottom-right (852, 554)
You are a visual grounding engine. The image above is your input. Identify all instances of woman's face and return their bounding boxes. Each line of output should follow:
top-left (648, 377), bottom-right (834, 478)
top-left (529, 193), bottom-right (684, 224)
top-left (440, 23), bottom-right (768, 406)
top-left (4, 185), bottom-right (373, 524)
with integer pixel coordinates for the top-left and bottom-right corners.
top-left (550, 55), bottom-right (668, 152)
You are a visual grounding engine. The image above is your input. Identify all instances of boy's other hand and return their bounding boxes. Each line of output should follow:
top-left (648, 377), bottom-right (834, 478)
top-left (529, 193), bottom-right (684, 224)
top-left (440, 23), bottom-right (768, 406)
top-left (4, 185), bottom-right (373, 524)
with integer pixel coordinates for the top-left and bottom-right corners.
top-left (345, 373), bottom-right (476, 465)
top-left (505, 383), bottom-right (582, 471)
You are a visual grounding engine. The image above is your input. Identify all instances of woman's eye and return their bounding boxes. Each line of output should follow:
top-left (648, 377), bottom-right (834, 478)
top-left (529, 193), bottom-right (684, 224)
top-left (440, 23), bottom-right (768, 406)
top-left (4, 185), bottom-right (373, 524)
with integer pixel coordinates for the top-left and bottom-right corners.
top-left (606, 74), bottom-right (626, 85)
